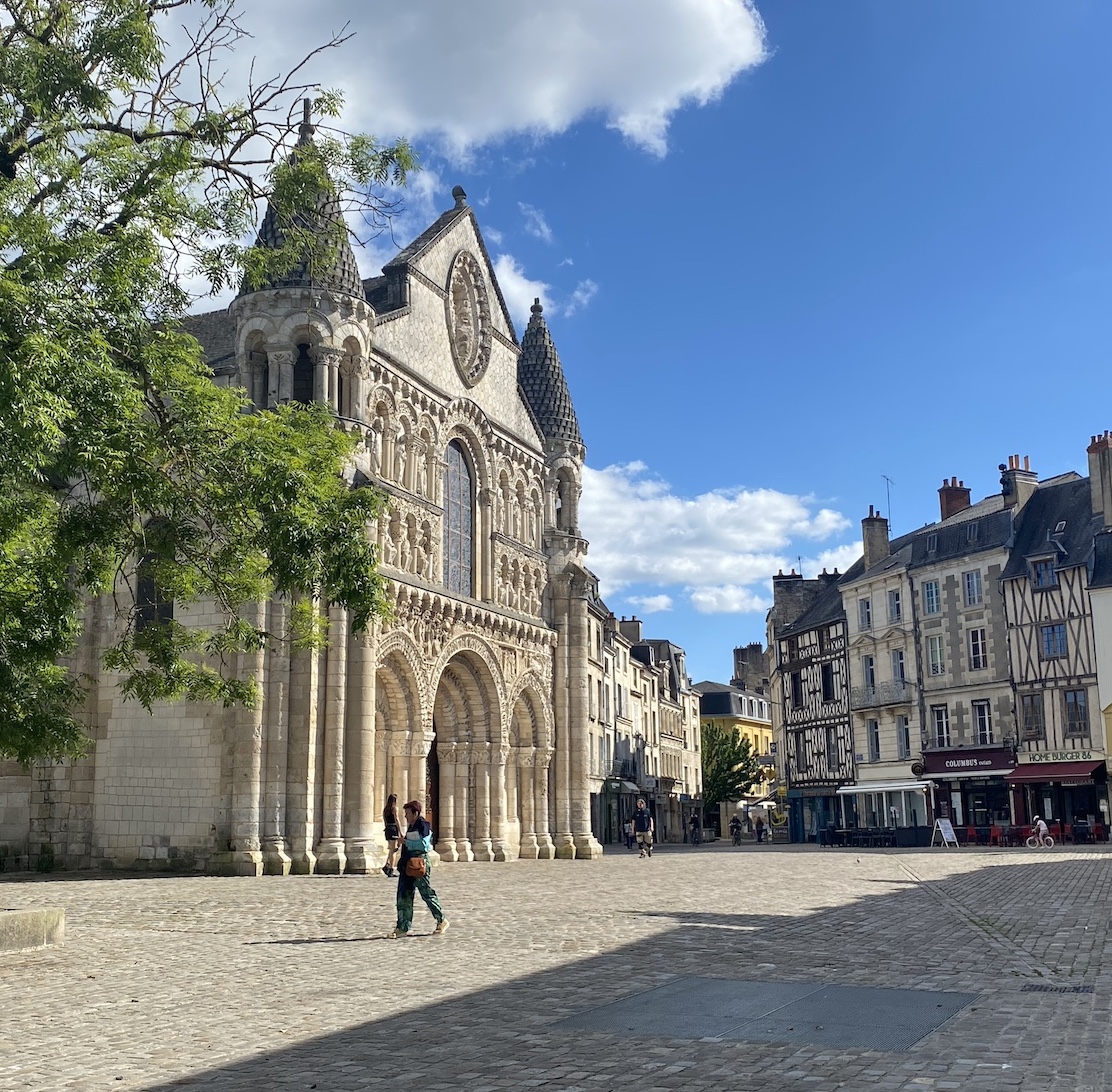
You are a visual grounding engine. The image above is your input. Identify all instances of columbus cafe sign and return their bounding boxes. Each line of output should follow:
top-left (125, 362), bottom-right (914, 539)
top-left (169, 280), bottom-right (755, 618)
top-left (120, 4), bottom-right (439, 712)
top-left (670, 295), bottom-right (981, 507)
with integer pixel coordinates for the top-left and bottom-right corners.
top-left (921, 747), bottom-right (1016, 777)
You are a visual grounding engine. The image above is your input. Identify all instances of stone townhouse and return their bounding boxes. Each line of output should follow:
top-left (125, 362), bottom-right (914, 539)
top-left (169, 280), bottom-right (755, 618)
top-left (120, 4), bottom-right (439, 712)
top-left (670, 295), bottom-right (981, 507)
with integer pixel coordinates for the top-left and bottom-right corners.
top-left (581, 609), bottom-right (701, 845)
top-left (15, 122), bottom-right (607, 873)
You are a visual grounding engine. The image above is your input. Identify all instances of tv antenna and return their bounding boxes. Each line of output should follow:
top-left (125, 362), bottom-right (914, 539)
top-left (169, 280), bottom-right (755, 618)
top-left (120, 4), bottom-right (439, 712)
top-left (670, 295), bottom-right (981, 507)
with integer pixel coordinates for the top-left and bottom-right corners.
top-left (882, 475), bottom-right (895, 528)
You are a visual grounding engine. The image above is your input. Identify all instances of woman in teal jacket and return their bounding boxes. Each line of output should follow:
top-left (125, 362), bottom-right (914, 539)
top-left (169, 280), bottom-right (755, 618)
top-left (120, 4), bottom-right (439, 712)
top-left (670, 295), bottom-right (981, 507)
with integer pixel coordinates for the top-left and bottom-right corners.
top-left (388, 800), bottom-right (450, 938)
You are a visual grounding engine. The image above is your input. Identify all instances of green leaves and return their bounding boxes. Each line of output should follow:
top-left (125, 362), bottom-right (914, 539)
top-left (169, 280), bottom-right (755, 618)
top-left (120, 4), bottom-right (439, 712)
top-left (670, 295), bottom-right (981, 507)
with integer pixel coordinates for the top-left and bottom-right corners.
top-left (700, 723), bottom-right (766, 815)
top-left (0, 1), bottom-right (404, 761)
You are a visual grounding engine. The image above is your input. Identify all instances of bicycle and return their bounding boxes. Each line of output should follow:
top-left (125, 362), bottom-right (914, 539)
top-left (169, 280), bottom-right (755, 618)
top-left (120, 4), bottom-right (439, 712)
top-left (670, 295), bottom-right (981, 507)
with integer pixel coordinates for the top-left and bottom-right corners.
top-left (731, 827), bottom-right (742, 847)
top-left (1025, 830), bottom-right (1055, 848)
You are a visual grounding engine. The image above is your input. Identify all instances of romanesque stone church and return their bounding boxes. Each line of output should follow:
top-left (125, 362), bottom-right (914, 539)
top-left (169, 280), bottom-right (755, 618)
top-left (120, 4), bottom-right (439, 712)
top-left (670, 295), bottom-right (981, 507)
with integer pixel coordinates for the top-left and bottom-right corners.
top-left (10, 126), bottom-right (603, 874)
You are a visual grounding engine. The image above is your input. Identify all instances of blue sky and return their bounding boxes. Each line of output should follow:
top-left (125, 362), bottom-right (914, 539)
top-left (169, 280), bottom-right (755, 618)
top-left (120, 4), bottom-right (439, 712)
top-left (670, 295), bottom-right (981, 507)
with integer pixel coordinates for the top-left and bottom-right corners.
top-left (213, 1), bottom-right (1112, 685)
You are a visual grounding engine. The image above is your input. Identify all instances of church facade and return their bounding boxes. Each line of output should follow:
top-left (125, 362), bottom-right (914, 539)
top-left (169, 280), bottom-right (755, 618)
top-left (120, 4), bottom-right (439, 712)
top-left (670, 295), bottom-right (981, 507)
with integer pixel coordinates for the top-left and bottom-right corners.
top-left (15, 167), bottom-right (604, 873)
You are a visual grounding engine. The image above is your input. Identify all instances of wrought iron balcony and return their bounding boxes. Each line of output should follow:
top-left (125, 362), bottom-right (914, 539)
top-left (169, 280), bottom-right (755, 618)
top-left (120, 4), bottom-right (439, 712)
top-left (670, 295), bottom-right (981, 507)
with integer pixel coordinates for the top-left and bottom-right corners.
top-left (851, 680), bottom-right (911, 708)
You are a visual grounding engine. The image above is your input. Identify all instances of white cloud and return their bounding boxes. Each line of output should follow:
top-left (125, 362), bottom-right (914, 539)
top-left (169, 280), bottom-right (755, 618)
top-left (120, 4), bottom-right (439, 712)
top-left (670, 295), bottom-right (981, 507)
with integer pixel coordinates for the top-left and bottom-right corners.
top-left (558, 257), bottom-right (575, 267)
top-left (519, 203), bottom-right (553, 243)
top-left (210, 1), bottom-right (767, 158)
top-left (492, 254), bottom-right (552, 329)
top-left (627, 594), bottom-right (674, 614)
top-left (688, 586), bottom-right (770, 615)
top-left (485, 226), bottom-right (504, 246)
top-left (580, 462), bottom-right (852, 615)
top-left (564, 279), bottom-right (599, 316)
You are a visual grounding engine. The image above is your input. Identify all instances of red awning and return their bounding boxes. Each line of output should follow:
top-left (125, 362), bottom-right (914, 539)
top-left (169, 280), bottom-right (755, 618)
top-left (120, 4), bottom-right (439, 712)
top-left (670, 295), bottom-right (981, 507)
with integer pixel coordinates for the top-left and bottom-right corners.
top-left (1004, 760), bottom-right (1105, 784)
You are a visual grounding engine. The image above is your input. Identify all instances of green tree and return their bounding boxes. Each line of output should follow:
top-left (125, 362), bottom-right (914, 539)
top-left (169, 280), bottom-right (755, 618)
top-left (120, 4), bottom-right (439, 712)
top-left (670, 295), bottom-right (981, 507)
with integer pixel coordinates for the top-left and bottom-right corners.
top-left (700, 723), bottom-right (765, 819)
top-left (0, 0), bottom-right (415, 763)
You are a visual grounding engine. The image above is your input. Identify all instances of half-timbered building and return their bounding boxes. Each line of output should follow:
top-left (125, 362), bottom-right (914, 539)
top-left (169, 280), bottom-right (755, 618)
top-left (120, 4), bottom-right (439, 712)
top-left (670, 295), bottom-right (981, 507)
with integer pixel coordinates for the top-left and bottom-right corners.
top-left (767, 570), bottom-right (853, 842)
top-left (1000, 439), bottom-right (1112, 828)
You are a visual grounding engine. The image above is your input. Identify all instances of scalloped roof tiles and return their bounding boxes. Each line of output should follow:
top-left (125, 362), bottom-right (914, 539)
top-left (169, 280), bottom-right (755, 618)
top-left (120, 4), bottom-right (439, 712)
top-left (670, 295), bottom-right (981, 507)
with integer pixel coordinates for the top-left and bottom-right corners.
top-left (517, 300), bottom-right (581, 446)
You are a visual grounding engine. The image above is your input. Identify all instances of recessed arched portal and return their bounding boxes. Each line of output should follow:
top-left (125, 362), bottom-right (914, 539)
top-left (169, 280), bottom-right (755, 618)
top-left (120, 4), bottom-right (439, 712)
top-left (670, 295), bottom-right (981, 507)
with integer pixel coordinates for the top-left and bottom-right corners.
top-left (431, 648), bottom-right (505, 862)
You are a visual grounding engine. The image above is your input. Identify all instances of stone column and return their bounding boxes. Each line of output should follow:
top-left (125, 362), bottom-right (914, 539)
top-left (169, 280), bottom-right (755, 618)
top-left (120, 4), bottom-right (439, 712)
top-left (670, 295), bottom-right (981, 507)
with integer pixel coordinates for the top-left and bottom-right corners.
top-left (550, 574), bottom-right (575, 858)
top-left (316, 606), bottom-right (348, 874)
top-left (435, 741), bottom-right (459, 862)
top-left (478, 488), bottom-right (495, 602)
top-left (453, 744), bottom-right (474, 862)
top-left (262, 599), bottom-right (292, 875)
top-left (518, 747), bottom-right (540, 859)
top-left (343, 625), bottom-right (380, 873)
top-left (312, 348), bottom-right (328, 404)
top-left (472, 741), bottom-right (494, 861)
top-left (286, 603), bottom-right (324, 874)
top-left (223, 601), bottom-right (265, 875)
top-left (567, 577), bottom-right (602, 859)
top-left (534, 747), bottom-right (555, 859)
top-left (409, 732), bottom-right (431, 812)
top-left (315, 347), bottom-right (342, 412)
top-left (267, 349), bottom-right (293, 407)
top-left (490, 742), bottom-right (512, 861)
top-left (388, 734), bottom-right (410, 805)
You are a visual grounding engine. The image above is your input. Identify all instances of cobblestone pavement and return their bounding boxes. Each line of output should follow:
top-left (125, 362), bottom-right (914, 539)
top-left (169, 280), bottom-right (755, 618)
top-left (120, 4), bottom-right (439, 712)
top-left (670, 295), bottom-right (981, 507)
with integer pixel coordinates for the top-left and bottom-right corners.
top-left (4, 842), bottom-right (1112, 1091)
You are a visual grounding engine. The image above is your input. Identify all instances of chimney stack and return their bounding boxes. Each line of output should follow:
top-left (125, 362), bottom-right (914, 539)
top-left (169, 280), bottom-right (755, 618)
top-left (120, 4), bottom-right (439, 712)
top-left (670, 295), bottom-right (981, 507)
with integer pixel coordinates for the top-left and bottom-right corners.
top-left (1000, 454), bottom-right (1038, 512)
top-left (1088, 432), bottom-right (1112, 528)
top-left (939, 476), bottom-right (972, 521)
top-left (862, 505), bottom-right (890, 570)
top-left (618, 616), bottom-right (642, 644)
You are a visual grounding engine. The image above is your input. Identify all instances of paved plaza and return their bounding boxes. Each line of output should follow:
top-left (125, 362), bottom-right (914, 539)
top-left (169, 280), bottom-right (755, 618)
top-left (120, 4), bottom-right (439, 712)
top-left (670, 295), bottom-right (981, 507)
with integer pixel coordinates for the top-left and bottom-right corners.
top-left (3, 842), bottom-right (1112, 1091)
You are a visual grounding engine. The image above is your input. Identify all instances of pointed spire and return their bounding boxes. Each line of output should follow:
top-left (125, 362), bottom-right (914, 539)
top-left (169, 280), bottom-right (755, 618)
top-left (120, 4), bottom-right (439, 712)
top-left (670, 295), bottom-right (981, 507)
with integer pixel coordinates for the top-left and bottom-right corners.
top-left (238, 100), bottom-right (363, 299)
top-left (518, 298), bottom-right (582, 446)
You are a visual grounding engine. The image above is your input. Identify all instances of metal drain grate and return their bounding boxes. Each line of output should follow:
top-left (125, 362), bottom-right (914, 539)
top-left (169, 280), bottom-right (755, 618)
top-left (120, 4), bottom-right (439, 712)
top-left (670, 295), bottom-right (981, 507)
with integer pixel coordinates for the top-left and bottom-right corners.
top-left (555, 975), bottom-right (976, 1053)
top-left (1021, 983), bottom-right (1095, 994)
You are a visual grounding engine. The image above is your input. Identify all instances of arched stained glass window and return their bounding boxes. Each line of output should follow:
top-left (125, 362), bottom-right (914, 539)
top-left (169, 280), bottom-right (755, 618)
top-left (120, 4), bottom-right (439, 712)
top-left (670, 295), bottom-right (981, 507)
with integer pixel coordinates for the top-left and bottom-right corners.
top-left (443, 440), bottom-right (473, 596)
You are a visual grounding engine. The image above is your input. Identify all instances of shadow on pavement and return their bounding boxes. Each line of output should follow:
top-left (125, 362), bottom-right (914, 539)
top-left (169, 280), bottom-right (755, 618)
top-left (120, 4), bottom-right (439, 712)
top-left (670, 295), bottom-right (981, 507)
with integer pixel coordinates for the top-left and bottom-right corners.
top-left (120, 852), bottom-right (1112, 1091)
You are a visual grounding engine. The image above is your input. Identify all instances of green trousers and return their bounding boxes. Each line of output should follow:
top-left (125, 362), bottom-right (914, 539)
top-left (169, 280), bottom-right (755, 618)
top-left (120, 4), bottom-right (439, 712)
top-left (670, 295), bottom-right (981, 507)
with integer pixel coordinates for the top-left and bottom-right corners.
top-left (395, 858), bottom-right (445, 932)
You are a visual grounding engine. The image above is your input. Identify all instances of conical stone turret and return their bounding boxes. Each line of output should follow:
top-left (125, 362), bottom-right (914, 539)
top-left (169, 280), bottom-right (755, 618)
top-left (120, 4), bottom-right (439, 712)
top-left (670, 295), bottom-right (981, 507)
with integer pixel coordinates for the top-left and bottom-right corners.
top-left (239, 102), bottom-right (363, 299)
top-left (518, 298), bottom-right (582, 447)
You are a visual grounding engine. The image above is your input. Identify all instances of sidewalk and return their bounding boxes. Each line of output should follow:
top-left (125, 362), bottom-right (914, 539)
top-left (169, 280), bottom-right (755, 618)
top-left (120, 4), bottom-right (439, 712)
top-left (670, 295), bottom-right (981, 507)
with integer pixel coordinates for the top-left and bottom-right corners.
top-left (2, 844), bottom-right (1111, 1090)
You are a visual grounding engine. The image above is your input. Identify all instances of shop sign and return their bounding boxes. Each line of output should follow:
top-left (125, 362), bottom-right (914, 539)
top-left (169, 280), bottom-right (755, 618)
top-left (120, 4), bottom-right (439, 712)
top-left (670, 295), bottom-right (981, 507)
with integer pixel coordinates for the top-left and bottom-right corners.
top-left (921, 747), bottom-right (1014, 775)
top-left (1018, 750), bottom-right (1105, 764)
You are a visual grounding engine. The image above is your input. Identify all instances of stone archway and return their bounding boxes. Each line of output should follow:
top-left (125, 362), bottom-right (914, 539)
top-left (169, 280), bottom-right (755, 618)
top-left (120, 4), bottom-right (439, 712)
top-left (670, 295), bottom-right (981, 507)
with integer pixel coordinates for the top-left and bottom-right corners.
top-left (431, 649), bottom-right (507, 862)
top-left (507, 681), bottom-right (556, 859)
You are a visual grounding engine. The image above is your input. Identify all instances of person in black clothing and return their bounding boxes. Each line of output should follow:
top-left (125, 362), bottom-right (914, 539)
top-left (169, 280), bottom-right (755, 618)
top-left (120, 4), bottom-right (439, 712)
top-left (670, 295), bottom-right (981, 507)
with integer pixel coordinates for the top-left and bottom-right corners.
top-left (689, 811), bottom-right (702, 846)
top-left (633, 799), bottom-right (654, 858)
top-left (382, 793), bottom-right (401, 877)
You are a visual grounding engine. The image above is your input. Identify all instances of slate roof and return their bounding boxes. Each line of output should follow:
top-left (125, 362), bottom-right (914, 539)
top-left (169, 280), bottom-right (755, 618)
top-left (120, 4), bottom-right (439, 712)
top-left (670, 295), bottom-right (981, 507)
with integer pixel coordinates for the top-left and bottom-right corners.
top-left (517, 299), bottom-right (582, 446)
top-left (181, 309), bottom-right (235, 375)
top-left (1091, 529), bottom-right (1112, 589)
top-left (1001, 476), bottom-right (1102, 581)
top-left (907, 507), bottom-right (1014, 568)
top-left (239, 121), bottom-right (363, 299)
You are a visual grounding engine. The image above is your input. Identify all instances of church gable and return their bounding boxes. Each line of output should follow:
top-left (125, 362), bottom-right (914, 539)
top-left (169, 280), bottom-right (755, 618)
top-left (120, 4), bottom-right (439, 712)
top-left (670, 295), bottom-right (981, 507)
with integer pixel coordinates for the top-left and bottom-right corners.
top-left (369, 193), bottom-right (541, 449)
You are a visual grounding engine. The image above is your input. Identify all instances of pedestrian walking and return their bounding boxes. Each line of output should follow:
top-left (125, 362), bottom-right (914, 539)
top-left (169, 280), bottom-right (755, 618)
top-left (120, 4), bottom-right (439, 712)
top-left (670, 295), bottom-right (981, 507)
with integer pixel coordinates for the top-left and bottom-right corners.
top-left (754, 813), bottom-right (766, 844)
top-left (689, 811), bottom-right (702, 846)
top-left (633, 799), bottom-right (654, 858)
top-left (388, 800), bottom-right (449, 938)
top-left (624, 818), bottom-right (635, 850)
top-left (382, 793), bottom-right (401, 877)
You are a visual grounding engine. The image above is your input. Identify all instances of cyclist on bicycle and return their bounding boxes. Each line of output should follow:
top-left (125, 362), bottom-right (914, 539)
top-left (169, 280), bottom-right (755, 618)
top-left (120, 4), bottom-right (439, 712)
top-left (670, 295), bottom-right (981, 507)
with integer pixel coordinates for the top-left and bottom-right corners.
top-left (729, 814), bottom-right (742, 846)
top-left (1034, 815), bottom-right (1050, 840)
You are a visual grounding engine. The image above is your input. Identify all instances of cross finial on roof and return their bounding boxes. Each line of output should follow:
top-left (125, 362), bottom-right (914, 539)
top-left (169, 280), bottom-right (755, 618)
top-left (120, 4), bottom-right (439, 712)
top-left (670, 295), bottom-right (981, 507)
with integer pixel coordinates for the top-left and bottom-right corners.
top-left (297, 97), bottom-right (316, 145)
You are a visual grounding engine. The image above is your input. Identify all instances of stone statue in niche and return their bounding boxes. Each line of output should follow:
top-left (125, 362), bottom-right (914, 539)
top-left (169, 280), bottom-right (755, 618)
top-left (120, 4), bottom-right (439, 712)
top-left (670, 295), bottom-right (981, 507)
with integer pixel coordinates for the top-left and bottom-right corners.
top-left (392, 430), bottom-right (406, 482)
top-left (367, 423), bottom-right (382, 474)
